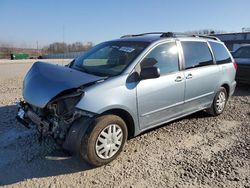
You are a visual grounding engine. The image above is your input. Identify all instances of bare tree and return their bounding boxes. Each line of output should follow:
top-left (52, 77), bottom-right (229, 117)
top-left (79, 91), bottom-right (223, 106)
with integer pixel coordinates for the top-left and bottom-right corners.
top-left (42, 41), bottom-right (94, 54)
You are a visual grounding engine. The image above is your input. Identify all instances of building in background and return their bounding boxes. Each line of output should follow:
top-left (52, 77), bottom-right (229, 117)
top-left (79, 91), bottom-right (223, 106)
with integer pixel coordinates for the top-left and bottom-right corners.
top-left (213, 32), bottom-right (250, 52)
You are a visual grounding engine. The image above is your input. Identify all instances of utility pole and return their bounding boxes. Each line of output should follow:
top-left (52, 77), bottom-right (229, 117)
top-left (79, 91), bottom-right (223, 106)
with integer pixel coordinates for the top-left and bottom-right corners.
top-left (36, 40), bottom-right (39, 57)
top-left (63, 25), bottom-right (65, 60)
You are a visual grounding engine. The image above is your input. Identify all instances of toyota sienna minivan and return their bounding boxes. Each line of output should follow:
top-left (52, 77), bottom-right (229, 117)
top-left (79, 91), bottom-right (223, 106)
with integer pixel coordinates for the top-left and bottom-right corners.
top-left (17, 32), bottom-right (236, 166)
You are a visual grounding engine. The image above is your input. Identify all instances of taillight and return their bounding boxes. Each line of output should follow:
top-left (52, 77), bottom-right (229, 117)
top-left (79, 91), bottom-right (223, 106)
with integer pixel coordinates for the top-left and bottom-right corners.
top-left (232, 59), bottom-right (237, 70)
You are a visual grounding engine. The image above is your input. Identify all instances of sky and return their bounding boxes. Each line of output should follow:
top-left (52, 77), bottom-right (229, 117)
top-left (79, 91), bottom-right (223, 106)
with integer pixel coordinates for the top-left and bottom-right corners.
top-left (0, 0), bottom-right (250, 48)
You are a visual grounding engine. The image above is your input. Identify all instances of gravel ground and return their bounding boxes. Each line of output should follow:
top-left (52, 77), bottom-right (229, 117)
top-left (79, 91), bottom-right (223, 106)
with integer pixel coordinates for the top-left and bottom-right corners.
top-left (0, 60), bottom-right (249, 188)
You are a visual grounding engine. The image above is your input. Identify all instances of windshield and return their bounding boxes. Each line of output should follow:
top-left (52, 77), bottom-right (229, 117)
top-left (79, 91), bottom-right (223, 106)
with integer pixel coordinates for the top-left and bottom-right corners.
top-left (233, 46), bottom-right (250, 58)
top-left (72, 41), bottom-right (149, 76)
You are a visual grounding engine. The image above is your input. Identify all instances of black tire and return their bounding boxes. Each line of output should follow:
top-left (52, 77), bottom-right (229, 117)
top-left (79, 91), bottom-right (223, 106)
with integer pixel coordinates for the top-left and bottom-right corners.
top-left (206, 87), bottom-right (228, 116)
top-left (80, 115), bottom-right (128, 167)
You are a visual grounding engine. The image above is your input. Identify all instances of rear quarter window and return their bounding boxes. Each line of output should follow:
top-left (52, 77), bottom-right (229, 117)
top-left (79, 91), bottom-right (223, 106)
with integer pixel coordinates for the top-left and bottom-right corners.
top-left (209, 42), bottom-right (232, 64)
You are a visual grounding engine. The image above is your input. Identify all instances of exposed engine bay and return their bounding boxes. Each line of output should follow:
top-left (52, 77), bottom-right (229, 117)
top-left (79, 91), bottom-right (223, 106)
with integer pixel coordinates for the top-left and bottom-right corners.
top-left (16, 61), bottom-right (105, 149)
top-left (16, 88), bottom-right (94, 143)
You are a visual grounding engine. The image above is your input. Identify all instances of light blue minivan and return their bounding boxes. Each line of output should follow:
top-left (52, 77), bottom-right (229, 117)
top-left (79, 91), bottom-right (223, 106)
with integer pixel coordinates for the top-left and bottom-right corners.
top-left (17, 32), bottom-right (236, 166)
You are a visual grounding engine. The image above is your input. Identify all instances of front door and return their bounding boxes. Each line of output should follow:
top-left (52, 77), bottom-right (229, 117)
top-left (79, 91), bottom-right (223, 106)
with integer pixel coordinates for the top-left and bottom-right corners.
top-left (136, 42), bottom-right (185, 130)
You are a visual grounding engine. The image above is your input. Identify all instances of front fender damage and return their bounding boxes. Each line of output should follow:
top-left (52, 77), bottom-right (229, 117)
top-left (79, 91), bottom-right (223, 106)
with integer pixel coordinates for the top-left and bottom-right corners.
top-left (62, 116), bottom-right (93, 154)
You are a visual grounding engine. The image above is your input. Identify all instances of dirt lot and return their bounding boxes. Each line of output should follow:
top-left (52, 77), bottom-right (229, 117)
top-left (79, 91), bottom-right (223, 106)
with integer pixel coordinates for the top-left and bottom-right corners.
top-left (0, 60), bottom-right (249, 188)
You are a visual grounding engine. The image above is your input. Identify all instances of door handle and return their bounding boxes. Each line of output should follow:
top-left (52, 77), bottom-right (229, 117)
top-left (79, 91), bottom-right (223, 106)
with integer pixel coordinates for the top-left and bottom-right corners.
top-left (175, 76), bottom-right (183, 82)
top-left (186, 73), bottom-right (193, 79)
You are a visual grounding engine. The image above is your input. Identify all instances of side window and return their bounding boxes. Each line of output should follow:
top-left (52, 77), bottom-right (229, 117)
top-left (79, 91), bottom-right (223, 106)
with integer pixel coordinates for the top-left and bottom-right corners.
top-left (140, 42), bottom-right (179, 75)
top-left (209, 42), bottom-right (232, 64)
top-left (181, 41), bottom-right (214, 69)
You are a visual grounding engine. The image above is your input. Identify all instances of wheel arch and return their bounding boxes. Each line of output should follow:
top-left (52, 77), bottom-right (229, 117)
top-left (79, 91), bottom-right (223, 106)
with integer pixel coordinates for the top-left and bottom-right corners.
top-left (102, 108), bottom-right (135, 139)
top-left (221, 83), bottom-right (230, 98)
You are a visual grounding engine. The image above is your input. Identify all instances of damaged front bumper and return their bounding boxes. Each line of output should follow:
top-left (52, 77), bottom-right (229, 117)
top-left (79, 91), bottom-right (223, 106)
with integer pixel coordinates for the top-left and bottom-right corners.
top-left (16, 101), bottom-right (31, 128)
top-left (16, 101), bottom-right (53, 135)
top-left (16, 100), bottom-right (95, 143)
top-left (17, 101), bottom-right (50, 130)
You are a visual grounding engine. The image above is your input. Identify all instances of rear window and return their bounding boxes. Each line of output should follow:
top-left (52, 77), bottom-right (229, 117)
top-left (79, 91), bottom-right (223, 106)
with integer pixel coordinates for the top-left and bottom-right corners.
top-left (181, 41), bottom-right (214, 69)
top-left (209, 42), bottom-right (232, 64)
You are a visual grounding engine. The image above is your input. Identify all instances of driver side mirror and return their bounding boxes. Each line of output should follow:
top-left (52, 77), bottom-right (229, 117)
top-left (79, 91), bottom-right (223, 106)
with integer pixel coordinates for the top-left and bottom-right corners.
top-left (140, 67), bottom-right (160, 80)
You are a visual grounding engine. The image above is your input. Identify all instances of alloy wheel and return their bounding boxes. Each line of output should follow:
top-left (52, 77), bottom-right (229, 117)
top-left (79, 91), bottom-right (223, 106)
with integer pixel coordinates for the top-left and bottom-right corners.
top-left (216, 91), bottom-right (226, 113)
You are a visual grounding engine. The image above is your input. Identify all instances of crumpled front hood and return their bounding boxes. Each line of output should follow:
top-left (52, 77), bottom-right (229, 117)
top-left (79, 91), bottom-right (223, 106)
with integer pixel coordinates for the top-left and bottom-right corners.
top-left (235, 58), bottom-right (250, 65)
top-left (23, 61), bottom-right (104, 108)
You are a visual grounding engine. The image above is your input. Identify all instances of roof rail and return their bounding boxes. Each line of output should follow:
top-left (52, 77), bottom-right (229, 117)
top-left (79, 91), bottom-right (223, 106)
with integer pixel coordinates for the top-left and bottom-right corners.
top-left (120, 32), bottom-right (170, 38)
top-left (120, 32), bottom-right (221, 41)
top-left (189, 34), bottom-right (221, 41)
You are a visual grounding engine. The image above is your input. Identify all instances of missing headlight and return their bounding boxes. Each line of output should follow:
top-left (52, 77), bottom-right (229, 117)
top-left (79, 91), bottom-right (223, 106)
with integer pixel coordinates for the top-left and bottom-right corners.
top-left (47, 89), bottom-right (83, 118)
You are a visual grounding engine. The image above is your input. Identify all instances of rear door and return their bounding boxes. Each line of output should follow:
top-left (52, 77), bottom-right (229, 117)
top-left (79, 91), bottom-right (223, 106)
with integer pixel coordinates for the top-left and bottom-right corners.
top-left (179, 40), bottom-right (220, 113)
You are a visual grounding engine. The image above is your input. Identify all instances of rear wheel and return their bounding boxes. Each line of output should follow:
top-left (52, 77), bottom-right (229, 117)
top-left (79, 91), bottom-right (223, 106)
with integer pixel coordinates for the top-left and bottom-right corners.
top-left (206, 87), bottom-right (228, 116)
top-left (81, 115), bottom-right (127, 166)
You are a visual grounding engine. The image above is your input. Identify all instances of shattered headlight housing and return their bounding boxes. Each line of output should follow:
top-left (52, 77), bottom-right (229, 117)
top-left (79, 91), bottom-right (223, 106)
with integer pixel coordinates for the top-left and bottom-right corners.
top-left (47, 89), bottom-right (83, 118)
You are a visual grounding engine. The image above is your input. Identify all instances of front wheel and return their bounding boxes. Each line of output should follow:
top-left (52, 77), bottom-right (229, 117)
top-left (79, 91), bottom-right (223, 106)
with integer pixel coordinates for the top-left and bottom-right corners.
top-left (81, 115), bottom-right (128, 166)
top-left (206, 87), bottom-right (228, 116)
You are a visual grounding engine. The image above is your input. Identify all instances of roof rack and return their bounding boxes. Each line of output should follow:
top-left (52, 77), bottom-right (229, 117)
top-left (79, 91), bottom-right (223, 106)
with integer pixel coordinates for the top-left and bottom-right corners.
top-left (120, 32), bottom-right (221, 41)
top-left (120, 32), bottom-right (174, 38)
top-left (189, 34), bottom-right (221, 41)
